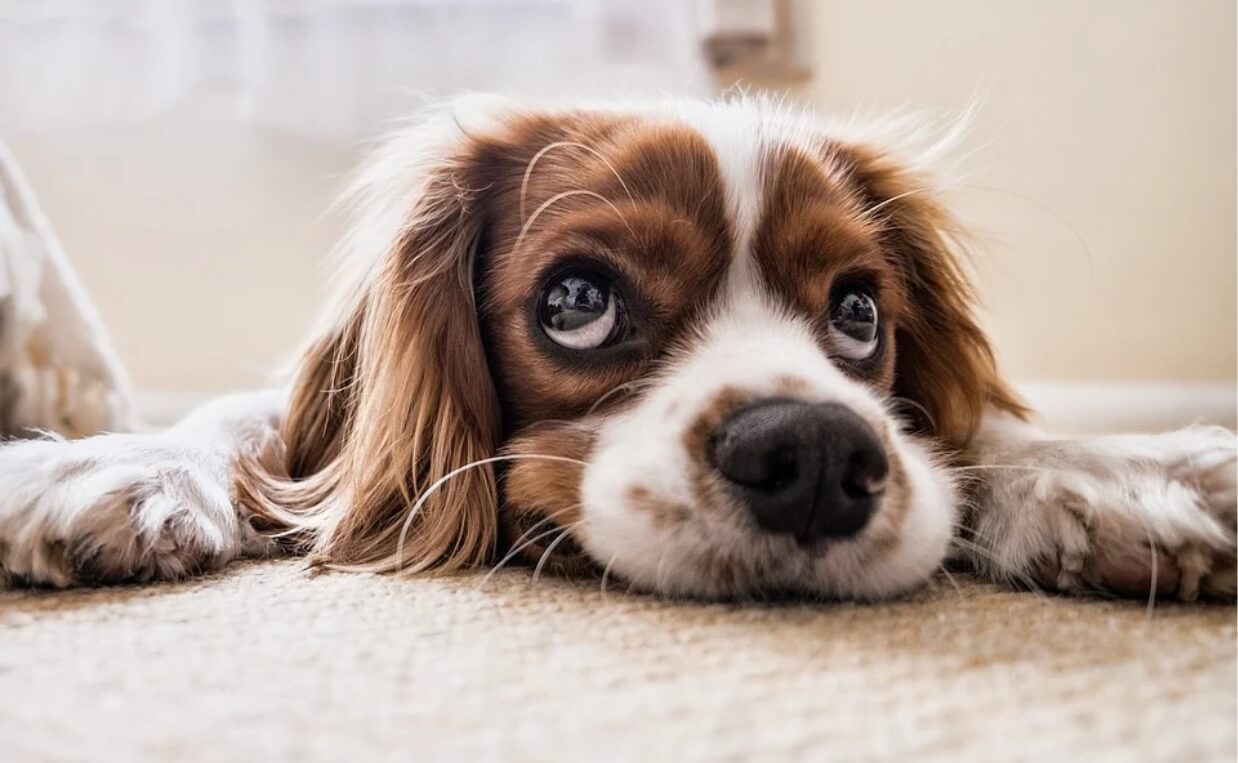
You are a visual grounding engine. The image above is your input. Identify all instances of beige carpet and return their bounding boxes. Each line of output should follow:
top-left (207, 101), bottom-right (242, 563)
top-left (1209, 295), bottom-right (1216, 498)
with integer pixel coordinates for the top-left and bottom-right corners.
top-left (1, 561), bottom-right (1234, 762)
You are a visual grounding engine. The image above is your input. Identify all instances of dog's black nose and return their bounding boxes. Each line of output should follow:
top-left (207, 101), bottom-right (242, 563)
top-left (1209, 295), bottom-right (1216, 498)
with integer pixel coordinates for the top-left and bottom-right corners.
top-left (707, 400), bottom-right (888, 544)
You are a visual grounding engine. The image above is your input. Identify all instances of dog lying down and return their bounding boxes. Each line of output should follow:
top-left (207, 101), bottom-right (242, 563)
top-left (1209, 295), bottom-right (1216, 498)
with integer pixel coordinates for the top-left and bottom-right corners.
top-left (0, 96), bottom-right (1234, 602)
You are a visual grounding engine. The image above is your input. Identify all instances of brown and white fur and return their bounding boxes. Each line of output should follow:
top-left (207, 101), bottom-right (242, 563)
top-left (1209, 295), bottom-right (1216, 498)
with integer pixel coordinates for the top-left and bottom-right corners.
top-left (0, 95), bottom-right (1233, 602)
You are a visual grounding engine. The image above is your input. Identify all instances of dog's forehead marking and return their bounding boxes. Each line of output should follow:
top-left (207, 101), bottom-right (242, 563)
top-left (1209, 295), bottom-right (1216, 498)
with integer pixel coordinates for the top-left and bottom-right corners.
top-left (675, 107), bottom-right (766, 297)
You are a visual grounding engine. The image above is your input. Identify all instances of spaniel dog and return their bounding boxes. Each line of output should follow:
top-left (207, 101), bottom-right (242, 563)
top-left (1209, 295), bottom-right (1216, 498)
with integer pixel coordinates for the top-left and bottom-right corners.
top-left (1, 96), bottom-right (1234, 601)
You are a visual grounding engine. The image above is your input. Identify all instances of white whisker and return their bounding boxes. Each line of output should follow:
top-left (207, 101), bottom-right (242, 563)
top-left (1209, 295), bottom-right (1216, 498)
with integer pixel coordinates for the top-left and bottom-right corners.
top-left (532, 520), bottom-right (588, 584)
top-left (861, 186), bottom-right (936, 220)
top-left (948, 464), bottom-right (1068, 476)
top-left (586, 379), bottom-right (648, 416)
top-left (395, 454), bottom-right (587, 572)
top-left (887, 395), bottom-right (938, 432)
top-left (520, 141), bottom-right (636, 223)
top-left (938, 565), bottom-right (964, 600)
top-left (949, 535), bottom-right (1046, 595)
top-left (513, 189), bottom-right (636, 256)
top-left (475, 505), bottom-right (585, 590)
top-left (599, 552), bottom-right (621, 601)
top-left (478, 520), bottom-right (576, 590)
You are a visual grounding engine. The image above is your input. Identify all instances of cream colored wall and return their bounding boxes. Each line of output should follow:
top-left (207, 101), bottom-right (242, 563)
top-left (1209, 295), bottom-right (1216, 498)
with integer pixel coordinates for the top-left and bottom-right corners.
top-left (6, 98), bottom-right (355, 392)
top-left (4, 1), bottom-right (1235, 393)
top-left (803, 0), bottom-right (1236, 382)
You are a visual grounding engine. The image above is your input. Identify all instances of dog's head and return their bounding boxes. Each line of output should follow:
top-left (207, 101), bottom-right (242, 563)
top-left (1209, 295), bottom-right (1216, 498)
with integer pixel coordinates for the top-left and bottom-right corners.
top-left (240, 95), bottom-right (1024, 600)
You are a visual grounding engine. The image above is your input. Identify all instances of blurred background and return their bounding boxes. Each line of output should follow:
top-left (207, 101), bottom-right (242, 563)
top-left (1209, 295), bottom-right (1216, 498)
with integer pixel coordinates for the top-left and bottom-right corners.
top-left (0, 0), bottom-right (1233, 429)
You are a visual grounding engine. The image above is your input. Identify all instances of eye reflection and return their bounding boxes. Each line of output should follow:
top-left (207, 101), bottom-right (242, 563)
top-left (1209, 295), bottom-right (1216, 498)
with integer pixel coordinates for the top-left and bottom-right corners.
top-left (829, 289), bottom-right (879, 360)
top-left (539, 272), bottom-right (623, 350)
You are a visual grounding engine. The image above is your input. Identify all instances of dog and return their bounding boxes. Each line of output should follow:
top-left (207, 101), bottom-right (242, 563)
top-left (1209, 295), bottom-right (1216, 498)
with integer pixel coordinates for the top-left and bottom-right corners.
top-left (0, 95), bottom-right (1233, 601)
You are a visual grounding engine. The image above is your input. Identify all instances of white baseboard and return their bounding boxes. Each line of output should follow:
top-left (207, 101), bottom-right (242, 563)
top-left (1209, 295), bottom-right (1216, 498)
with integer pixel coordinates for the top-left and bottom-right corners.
top-left (135, 382), bottom-right (1237, 434)
top-left (1018, 382), bottom-right (1235, 435)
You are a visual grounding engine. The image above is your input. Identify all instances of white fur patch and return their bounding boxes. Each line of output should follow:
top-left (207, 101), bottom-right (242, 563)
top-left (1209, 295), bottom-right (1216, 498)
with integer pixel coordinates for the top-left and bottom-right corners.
top-left (0, 391), bottom-right (282, 586)
top-left (967, 415), bottom-right (1237, 601)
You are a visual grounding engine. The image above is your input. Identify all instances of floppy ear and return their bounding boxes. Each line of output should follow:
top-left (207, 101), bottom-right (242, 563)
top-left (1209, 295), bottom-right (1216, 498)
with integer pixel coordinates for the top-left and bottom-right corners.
top-left (236, 101), bottom-right (511, 573)
top-left (838, 142), bottom-right (1027, 449)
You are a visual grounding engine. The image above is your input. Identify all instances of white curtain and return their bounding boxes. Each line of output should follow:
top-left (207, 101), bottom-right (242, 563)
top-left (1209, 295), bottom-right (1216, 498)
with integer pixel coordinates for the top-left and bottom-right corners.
top-left (0, 0), bottom-right (711, 139)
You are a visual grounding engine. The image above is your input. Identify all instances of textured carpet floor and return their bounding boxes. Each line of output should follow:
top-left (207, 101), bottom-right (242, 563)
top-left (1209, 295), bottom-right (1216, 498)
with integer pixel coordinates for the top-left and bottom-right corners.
top-left (1, 561), bottom-right (1234, 762)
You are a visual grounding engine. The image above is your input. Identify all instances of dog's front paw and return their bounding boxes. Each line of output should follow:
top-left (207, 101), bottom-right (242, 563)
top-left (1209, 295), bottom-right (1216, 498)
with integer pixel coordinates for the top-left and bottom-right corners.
top-left (971, 426), bottom-right (1237, 601)
top-left (0, 435), bottom-right (267, 587)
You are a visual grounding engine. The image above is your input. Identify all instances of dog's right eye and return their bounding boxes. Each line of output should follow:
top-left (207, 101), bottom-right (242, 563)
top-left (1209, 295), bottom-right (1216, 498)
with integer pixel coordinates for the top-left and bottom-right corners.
top-left (538, 272), bottom-right (627, 350)
top-left (828, 288), bottom-right (879, 361)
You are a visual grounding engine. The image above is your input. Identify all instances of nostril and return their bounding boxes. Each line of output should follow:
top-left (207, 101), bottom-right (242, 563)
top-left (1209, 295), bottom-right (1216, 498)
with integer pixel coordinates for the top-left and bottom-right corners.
top-left (709, 426), bottom-right (800, 493)
top-left (708, 401), bottom-right (810, 483)
top-left (840, 448), bottom-right (889, 501)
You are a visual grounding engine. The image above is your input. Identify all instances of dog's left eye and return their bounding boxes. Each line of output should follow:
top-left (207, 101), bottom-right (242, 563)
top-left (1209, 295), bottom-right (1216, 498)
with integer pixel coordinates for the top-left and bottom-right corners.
top-left (539, 272), bottom-right (624, 350)
top-left (829, 289), bottom-right (879, 360)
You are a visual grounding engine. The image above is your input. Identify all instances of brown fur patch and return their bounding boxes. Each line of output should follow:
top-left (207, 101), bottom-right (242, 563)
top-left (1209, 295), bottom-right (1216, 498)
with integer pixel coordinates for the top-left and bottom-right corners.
top-left (752, 144), bottom-right (907, 396)
top-left (500, 420), bottom-right (597, 574)
top-left (772, 375), bottom-right (812, 397)
top-left (682, 386), bottom-right (757, 471)
top-left (626, 485), bottom-right (693, 529)
top-left (480, 117), bottom-right (734, 426)
top-left (681, 385), bottom-right (759, 517)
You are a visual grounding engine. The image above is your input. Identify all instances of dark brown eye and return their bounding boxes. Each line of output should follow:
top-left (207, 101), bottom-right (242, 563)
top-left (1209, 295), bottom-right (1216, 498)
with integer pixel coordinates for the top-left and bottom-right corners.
top-left (829, 290), bottom-right (879, 360)
top-left (538, 272), bottom-right (623, 350)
